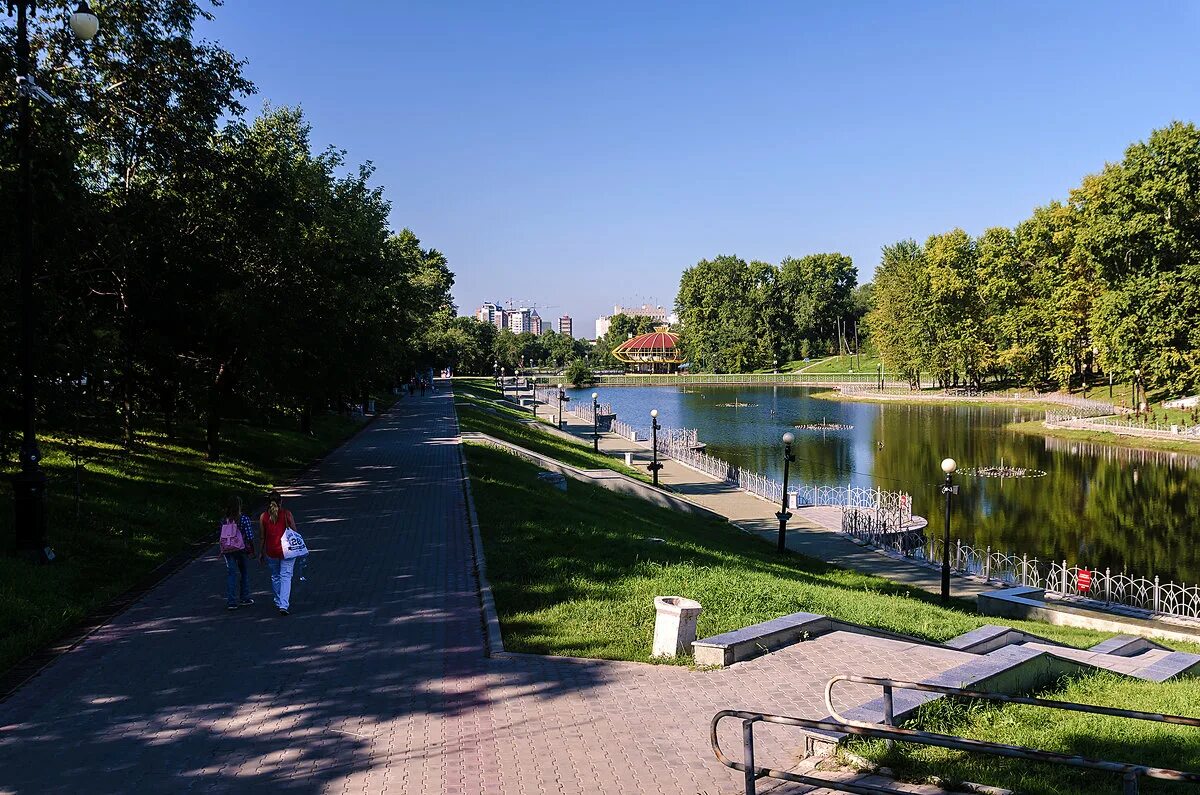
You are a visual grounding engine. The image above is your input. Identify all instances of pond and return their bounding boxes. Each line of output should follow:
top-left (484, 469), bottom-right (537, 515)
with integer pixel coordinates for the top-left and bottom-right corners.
top-left (566, 384), bottom-right (1200, 584)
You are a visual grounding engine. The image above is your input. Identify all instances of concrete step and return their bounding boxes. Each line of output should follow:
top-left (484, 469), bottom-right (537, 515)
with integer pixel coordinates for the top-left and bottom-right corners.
top-left (1018, 641), bottom-right (1200, 681)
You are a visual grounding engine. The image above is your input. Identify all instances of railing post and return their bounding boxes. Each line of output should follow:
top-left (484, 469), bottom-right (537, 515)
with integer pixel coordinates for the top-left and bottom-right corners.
top-left (883, 684), bottom-right (895, 751)
top-left (955, 539), bottom-right (962, 571)
top-left (984, 546), bottom-right (991, 581)
top-left (1105, 567), bottom-right (1111, 603)
top-left (741, 718), bottom-right (758, 794)
top-left (1123, 771), bottom-right (1139, 795)
top-left (1154, 576), bottom-right (1161, 613)
top-left (1022, 553), bottom-right (1029, 586)
top-left (1062, 559), bottom-right (1069, 593)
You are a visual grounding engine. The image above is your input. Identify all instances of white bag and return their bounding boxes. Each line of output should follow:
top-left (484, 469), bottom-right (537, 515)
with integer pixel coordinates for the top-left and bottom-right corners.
top-left (282, 527), bottom-right (308, 560)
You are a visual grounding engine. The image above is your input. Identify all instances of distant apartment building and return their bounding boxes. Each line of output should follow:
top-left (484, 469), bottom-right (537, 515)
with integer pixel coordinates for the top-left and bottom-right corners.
top-left (558, 315), bottom-right (573, 337)
top-left (504, 307), bottom-right (541, 335)
top-left (595, 303), bottom-right (674, 338)
top-left (475, 301), bottom-right (506, 329)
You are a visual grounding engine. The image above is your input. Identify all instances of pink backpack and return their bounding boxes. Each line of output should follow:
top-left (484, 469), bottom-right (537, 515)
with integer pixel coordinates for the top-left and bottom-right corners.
top-left (219, 519), bottom-right (245, 553)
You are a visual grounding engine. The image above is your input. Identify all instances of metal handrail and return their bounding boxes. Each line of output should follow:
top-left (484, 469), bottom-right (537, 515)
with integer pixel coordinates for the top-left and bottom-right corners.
top-left (712, 675), bottom-right (1200, 795)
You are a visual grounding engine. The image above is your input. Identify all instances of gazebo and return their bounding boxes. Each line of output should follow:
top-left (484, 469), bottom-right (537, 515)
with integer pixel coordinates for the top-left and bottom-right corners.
top-left (611, 327), bottom-right (684, 374)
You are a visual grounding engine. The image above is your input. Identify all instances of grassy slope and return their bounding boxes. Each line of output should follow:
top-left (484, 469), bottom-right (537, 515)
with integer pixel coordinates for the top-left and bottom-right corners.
top-left (800, 355), bottom-right (885, 374)
top-left (1007, 419), bottom-right (1200, 454)
top-left (463, 441), bottom-right (1169, 663)
top-left (0, 412), bottom-right (370, 675)
top-left (454, 378), bottom-right (651, 482)
top-left (850, 671), bottom-right (1200, 794)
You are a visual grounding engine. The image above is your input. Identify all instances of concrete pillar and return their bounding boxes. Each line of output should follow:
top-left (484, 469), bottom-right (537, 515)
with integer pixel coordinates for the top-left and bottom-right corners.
top-left (652, 596), bottom-right (702, 658)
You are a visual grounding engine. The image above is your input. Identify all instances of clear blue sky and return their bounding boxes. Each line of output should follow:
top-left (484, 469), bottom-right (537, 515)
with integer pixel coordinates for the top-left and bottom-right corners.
top-left (202, 1), bottom-right (1199, 336)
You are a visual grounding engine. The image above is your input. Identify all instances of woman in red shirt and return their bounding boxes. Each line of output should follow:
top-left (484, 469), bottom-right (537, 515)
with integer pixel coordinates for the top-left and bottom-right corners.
top-left (258, 490), bottom-right (298, 615)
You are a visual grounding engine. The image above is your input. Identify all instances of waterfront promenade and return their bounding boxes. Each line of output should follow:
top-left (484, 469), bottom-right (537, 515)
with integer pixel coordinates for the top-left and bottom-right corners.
top-left (0, 389), bottom-right (967, 794)
top-left (529, 395), bottom-right (995, 602)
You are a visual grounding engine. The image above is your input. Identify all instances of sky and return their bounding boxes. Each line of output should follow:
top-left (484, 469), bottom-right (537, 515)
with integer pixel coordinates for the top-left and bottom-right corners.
top-left (202, 1), bottom-right (1200, 337)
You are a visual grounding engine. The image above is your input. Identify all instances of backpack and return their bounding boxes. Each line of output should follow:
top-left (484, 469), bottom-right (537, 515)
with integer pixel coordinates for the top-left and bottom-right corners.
top-left (219, 519), bottom-right (245, 553)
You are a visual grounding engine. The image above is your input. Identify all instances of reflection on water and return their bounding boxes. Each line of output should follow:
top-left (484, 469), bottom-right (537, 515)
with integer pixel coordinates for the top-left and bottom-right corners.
top-left (570, 384), bottom-right (1200, 583)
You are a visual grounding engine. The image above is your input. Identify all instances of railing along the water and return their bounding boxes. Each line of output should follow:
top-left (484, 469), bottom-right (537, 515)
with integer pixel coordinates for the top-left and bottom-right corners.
top-left (844, 522), bottom-right (1200, 621)
top-left (651, 429), bottom-right (913, 525)
top-left (591, 372), bottom-right (903, 387)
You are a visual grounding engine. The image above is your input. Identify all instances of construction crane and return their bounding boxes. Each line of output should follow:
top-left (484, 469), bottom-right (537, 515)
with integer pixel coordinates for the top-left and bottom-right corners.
top-left (504, 298), bottom-right (560, 311)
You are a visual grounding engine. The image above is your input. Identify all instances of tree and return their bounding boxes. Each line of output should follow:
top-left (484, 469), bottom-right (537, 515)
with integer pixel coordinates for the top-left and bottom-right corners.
top-left (675, 256), bottom-right (772, 372)
top-left (775, 253), bottom-right (857, 359)
top-left (1076, 122), bottom-right (1200, 394)
top-left (866, 240), bottom-right (931, 387)
top-left (565, 359), bottom-right (595, 387)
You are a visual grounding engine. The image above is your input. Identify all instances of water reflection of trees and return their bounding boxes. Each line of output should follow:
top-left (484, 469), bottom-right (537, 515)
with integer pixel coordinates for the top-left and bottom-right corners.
top-left (872, 407), bottom-right (1200, 583)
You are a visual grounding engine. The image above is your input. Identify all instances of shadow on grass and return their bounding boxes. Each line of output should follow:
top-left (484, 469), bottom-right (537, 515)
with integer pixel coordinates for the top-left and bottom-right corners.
top-left (0, 393), bottom-right (615, 793)
top-left (465, 442), bottom-right (1021, 662)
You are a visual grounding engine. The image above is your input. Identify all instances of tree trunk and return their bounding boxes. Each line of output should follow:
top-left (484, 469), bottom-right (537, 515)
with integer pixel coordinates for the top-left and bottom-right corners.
top-left (300, 399), bottom-right (313, 435)
top-left (206, 362), bottom-right (233, 462)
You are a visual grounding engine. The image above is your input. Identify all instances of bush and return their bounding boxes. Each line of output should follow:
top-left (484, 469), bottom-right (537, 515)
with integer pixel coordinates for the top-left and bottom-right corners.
top-left (565, 359), bottom-right (595, 387)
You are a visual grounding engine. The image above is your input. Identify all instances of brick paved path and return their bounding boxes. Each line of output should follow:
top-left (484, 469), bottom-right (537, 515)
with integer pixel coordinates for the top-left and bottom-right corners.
top-left (0, 391), bottom-right (971, 794)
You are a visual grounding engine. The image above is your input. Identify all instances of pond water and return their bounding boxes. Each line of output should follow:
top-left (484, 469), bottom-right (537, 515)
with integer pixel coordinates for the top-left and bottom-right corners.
top-left (567, 384), bottom-right (1200, 584)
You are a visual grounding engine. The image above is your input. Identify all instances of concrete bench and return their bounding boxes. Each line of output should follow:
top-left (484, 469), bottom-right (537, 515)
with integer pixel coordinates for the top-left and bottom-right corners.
top-left (692, 612), bottom-right (831, 667)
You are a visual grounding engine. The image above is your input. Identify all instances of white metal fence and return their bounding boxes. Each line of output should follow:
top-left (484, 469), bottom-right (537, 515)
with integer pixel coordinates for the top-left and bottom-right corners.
top-left (651, 430), bottom-right (913, 523)
top-left (897, 537), bottom-right (1200, 621)
top-left (586, 372), bottom-right (906, 387)
top-left (1087, 416), bottom-right (1200, 437)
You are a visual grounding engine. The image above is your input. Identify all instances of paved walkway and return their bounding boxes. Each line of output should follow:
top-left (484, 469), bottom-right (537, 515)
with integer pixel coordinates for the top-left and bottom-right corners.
top-left (0, 389), bottom-right (973, 794)
top-left (528, 395), bottom-right (993, 602)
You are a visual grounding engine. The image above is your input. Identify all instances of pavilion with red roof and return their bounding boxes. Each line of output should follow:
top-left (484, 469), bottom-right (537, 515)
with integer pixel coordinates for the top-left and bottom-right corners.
top-left (611, 327), bottom-right (684, 374)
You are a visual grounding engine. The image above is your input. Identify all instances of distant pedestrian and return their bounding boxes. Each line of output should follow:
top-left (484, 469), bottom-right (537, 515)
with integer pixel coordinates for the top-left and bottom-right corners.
top-left (419, 380), bottom-right (426, 396)
top-left (259, 490), bottom-right (299, 616)
top-left (217, 496), bottom-right (256, 610)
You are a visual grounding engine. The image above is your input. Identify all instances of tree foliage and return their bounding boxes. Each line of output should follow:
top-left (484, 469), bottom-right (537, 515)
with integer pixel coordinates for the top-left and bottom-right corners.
top-left (867, 122), bottom-right (1200, 395)
top-left (675, 254), bottom-right (856, 372)
top-left (0, 2), bottom-right (454, 461)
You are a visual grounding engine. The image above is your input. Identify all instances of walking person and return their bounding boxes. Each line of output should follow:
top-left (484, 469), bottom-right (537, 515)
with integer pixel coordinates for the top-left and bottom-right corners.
top-left (217, 496), bottom-right (256, 610)
top-left (259, 490), bottom-right (299, 616)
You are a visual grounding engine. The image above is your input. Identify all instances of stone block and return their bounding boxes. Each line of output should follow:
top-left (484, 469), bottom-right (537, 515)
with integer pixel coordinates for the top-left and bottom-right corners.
top-left (652, 596), bottom-right (701, 658)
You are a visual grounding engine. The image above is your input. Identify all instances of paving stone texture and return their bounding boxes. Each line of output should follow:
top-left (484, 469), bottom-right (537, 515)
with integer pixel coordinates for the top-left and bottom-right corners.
top-left (0, 389), bottom-right (972, 794)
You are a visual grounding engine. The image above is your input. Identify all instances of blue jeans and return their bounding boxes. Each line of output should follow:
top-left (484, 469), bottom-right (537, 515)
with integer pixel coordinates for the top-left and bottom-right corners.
top-left (266, 557), bottom-right (296, 610)
top-left (223, 552), bottom-right (250, 605)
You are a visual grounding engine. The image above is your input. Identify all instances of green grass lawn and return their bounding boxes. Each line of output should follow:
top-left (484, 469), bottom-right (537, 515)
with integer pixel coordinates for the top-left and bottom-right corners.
top-left (1008, 419), bottom-right (1200, 455)
top-left (848, 671), bottom-right (1200, 794)
top-left (0, 411), bottom-right (372, 676)
top-left (800, 355), bottom-right (885, 374)
top-left (454, 378), bottom-right (651, 482)
top-left (462, 442), bottom-right (1167, 663)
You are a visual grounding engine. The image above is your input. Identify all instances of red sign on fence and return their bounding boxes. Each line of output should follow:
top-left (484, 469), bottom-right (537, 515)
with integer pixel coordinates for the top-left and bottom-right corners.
top-left (1078, 568), bottom-right (1092, 593)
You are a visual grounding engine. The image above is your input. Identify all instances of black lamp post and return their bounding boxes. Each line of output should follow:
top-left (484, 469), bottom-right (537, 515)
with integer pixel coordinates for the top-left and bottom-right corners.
top-left (776, 432), bottom-right (796, 553)
top-left (940, 457), bottom-right (958, 602)
top-left (648, 409), bottom-right (662, 486)
top-left (1133, 368), bottom-right (1141, 413)
top-left (591, 391), bottom-right (599, 451)
top-left (557, 383), bottom-right (567, 427)
top-left (9, 0), bottom-right (99, 563)
top-left (877, 363), bottom-right (883, 391)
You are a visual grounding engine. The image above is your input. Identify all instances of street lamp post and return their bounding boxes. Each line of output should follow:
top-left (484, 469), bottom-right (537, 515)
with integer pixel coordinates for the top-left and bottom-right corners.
top-left (776, 432), bottom-right (796, 553)
top-left (648, 409), bottom-right (662, 486)
top-left (940, 458), bottom-right (958, 602)
top-left (1133, 368), bottom-right (1142, 413)
top-left (557, 383), bottom-right (567, 427)
top-left (591, 392), bottom-right (599, 451)
top-left (9, 0), bottom-right (99, 563)
top-left (773, 357), bottom-right (778, 375)
top-left (877, 363), bottom-right (883, 391)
